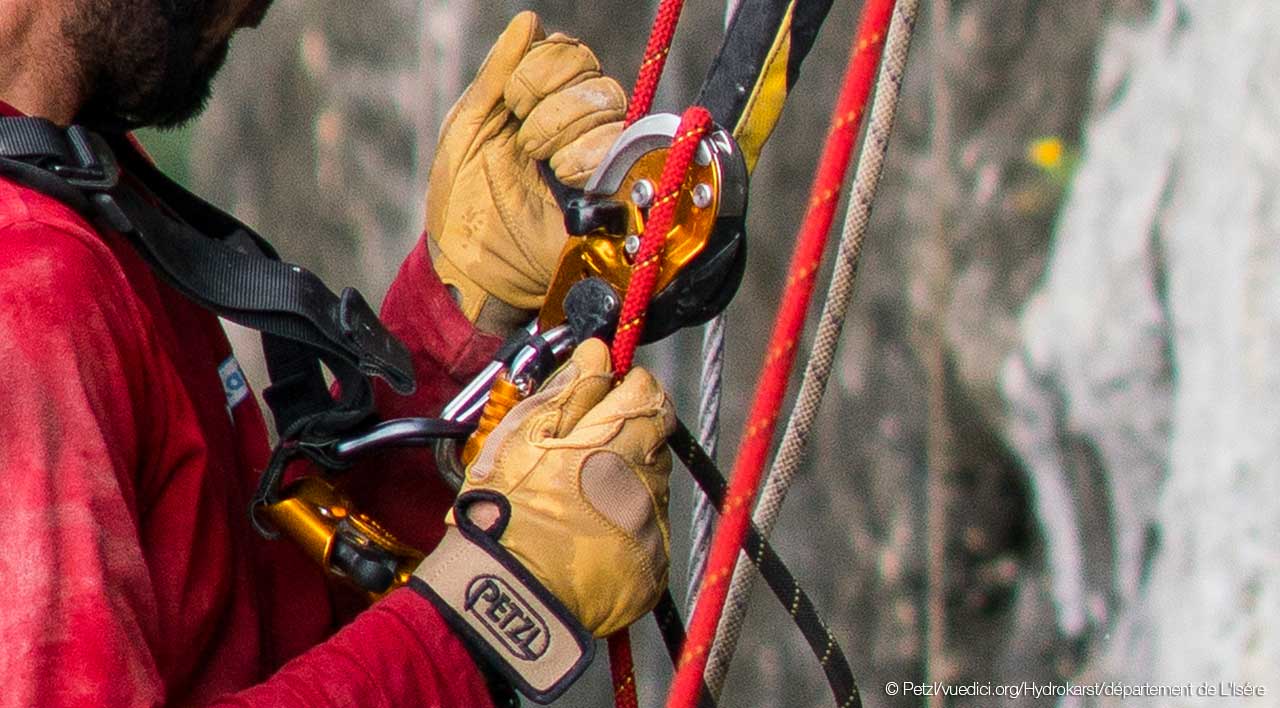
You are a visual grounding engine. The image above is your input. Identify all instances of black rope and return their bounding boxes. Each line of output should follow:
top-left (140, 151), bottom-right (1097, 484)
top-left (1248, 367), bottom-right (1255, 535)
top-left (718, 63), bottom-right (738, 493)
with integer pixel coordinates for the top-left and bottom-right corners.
top-left (669, 420), bottom-right (861, 708)
top-left (652, 590), bottom-right (718, 708)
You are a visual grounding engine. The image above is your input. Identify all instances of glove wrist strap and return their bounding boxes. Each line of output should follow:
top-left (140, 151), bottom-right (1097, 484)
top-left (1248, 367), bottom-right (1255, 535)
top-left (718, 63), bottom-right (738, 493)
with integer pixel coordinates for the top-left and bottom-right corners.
top-left (411, 497), bottom-right (594, 704)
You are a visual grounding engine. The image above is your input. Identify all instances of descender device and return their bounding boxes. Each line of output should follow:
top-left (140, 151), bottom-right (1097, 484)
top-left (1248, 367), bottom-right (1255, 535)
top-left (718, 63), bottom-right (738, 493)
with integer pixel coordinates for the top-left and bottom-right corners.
top-left (258, 112), bottom-right (749, 598)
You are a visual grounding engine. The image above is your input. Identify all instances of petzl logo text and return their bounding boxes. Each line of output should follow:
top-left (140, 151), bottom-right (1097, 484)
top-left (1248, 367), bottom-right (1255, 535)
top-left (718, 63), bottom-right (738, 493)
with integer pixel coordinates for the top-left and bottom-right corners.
top-left (465, 575), bottom-right (551, 661)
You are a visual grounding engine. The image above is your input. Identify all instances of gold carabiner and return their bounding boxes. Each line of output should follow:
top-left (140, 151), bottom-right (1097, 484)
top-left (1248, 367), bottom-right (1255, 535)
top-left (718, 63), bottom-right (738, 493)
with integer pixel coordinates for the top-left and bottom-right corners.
top-left (261, 476), bottom-right (424, 600)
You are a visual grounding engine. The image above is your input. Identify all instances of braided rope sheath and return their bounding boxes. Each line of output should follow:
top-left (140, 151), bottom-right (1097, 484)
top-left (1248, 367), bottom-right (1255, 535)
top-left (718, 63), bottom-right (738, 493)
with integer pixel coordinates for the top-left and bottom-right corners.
top-left (670, 423), bottom-right (860, 708)
top-left (610, 0), bottom-right (702, 695)
top-left (686, 0), bottom-right (740, 623)
top-left (610, 107), bottom-right (715, 377)
top-left (703, 0), bottom-right (921, 697)
top-left (607, 105), bottom-right (715, 708)
top-left (686, 314), bottom-right (725, 613)
top-left (608, 636), bottom-right (639, 708)
top-left (665, 2), bottom-right (897, 705)
top-left (625, 0), bottom-right (691, 126)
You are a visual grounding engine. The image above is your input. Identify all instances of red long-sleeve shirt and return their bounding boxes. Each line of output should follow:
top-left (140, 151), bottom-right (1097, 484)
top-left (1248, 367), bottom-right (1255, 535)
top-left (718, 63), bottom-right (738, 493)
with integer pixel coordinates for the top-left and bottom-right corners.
top-left (0, 100), bottom-right (503, 707)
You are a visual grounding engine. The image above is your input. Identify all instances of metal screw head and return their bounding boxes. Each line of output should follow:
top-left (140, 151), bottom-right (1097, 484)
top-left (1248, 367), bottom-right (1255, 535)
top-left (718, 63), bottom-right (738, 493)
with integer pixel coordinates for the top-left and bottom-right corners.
top-left (692, 183), bottom-right (714, 209)
top-left (624, 233), bottom-right (642, 256)
top-left (512, 374), bottom-right (536, 397)
top-left (630, 179), bottom-right (655, 208)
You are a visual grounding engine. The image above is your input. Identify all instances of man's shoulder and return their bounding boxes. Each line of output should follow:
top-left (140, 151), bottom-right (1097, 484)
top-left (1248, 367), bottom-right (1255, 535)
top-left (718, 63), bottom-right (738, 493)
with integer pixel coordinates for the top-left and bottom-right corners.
top-left (0, 176), bottom-right (141, 328)
top-left (0, 176), bottom-right (127, 279)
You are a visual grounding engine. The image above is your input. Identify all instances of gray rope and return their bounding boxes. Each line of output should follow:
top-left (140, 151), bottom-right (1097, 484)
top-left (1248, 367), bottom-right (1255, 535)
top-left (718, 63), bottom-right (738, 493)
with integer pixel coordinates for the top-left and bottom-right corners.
top-left (686, 0), bottom-right (741, 620)
top-left (687, 313), bottom-right (726, 613)
top-left (703, 0), bottom-right (920, 696)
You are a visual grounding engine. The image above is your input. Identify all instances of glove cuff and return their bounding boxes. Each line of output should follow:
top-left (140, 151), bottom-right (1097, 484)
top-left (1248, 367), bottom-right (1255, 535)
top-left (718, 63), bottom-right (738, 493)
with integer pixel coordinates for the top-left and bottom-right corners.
top-left (428, 239), bottom-right (492, 321)
top-left (411, 494), bottom-right (594, 704)
top-left (429, 239), bottom-right (535, 337)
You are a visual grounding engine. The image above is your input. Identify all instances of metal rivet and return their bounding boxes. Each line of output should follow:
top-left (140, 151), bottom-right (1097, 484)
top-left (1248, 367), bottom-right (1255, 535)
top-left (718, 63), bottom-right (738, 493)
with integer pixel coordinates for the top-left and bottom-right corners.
top-left (692, 183), bottom-right (714, 209)
top-left (630, 179), bottom-right (655, 208)
top-left (695, 140), bottom-right (714, 166)
top-left (711, 131), bottom-right (734, 155)
top-left (625, 234), bottom-right (642, 255)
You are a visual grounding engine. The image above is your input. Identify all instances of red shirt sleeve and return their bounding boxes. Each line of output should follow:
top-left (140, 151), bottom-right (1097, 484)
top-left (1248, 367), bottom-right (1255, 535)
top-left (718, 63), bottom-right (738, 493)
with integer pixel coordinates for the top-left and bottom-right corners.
top-left (0, 220), bottom-right (168, 706)
top-left (214, 589), bottom-right (494, 707)
top-left (334, 235), bottom-right (503, 556)
top-left (0, 207), bottom-right (495, 706)
top-left (379, 233), bottom-right (505, 401)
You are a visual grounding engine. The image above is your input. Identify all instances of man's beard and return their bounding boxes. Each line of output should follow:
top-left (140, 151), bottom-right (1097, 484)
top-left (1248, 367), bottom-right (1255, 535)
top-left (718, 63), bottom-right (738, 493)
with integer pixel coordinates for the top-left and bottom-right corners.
top-left (63, 0), bottom-right (233, 131)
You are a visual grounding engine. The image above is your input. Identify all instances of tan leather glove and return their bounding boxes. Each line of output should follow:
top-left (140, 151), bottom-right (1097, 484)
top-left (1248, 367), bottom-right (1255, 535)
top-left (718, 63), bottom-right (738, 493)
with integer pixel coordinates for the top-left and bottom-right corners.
top-left (426, 12), bottom-right (627, 335)
top-left (411, 339), bottom-right (674, 701)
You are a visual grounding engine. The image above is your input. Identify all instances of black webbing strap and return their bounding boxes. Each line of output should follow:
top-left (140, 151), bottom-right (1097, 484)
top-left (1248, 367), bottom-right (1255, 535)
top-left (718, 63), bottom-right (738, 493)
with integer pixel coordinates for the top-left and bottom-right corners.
top-left (0, 117), bottom-right (419, 530)
top-left (0, 116), bottom-right (92, 168)
top-left (0, 119), bottom-right (119, 212)
top-left (669, 420), bottom-right (861, 708)
top-left (0, 117), bottom-right (414, 422)
top-left (104, 134), bottom-right (416, 399)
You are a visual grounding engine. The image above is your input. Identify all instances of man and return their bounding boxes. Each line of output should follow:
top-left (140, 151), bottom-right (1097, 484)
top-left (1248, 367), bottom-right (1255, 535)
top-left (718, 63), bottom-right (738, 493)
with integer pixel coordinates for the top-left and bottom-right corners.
top-left (0, 1), bottom-right (673, 705)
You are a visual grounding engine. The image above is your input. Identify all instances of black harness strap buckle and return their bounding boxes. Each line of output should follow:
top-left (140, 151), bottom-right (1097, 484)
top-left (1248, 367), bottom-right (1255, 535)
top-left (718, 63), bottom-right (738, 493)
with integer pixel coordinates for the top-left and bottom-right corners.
top-left (49, 126), bottom-right (119, 192)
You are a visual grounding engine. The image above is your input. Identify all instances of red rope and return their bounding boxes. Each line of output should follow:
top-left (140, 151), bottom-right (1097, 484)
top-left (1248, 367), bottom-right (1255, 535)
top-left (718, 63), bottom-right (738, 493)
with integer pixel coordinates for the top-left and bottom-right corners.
top-left (665, 2), bottom-right (896, 706)
top-left (612, 107), bottom-right (714, 377)
top-left (606, 105), bottom-right (714, 708)
top-left (607, 636), bottom-right (639, 708)
top-left (608, 0), bottom-right (698, 698)
top-left (625, 0), bottom-right (690, 126)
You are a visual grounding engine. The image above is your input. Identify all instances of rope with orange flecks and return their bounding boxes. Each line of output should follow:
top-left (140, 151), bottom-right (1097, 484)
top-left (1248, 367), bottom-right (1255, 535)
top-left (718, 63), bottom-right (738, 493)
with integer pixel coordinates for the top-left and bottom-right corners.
top-left (625, 0), bottom-right (691, 126)
top-left (610, 106), bottom-right (714, 378)
top-left (703, 0), bottom-right (921, 697)
top-left (605, 0), bottom-right (702, 695)
top-left (606, 104), bottom-right (715, 708)
top-left (667, 0), bottom-right (897, 706)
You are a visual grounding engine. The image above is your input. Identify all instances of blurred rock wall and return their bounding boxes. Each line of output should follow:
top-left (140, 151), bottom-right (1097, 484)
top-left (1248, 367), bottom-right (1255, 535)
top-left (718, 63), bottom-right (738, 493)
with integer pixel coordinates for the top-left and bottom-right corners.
top-left (1003, 0), bottom-right (1280, 700)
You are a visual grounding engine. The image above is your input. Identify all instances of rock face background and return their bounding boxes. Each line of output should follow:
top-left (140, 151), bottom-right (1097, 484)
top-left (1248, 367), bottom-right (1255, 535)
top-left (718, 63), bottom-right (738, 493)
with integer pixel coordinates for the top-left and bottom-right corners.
top-left (1003, 0), bottom-right (1280, 700)
top-left (161, 0), bottom-right (1278, 705)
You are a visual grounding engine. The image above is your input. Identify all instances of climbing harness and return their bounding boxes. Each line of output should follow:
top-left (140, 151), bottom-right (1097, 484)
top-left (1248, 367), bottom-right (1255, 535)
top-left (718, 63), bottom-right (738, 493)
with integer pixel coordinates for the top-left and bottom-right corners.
top-left (0, 121), bottom-right (413, 432)
top-left (0, 117), bottom-right (444, 598)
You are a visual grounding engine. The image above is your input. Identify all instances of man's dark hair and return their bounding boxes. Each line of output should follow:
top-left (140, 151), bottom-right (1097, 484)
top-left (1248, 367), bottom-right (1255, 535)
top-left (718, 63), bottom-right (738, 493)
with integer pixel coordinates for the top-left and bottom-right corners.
top-left (63, 0), bottom-right (234, 130)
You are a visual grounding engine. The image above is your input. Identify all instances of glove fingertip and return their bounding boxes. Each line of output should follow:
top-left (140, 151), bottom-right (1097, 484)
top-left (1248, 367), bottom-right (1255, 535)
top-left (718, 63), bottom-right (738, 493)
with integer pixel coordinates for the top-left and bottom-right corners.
top-left (550, 121), bottom-right (623, 187)
top-left (658, 391), bottom-right (677, 435)
top-left (536, 31), bottom-right (576, 45)
top-left (510, 10), bottom-right (547, 43)
top-left (571, 338), bottom-right (613, 376)
top-left (550, 164), bottom-right (593, 189)
top-left (620, 367), bottom-right (678, 433)
top-left (619, 365), bottom-right (661, 395)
